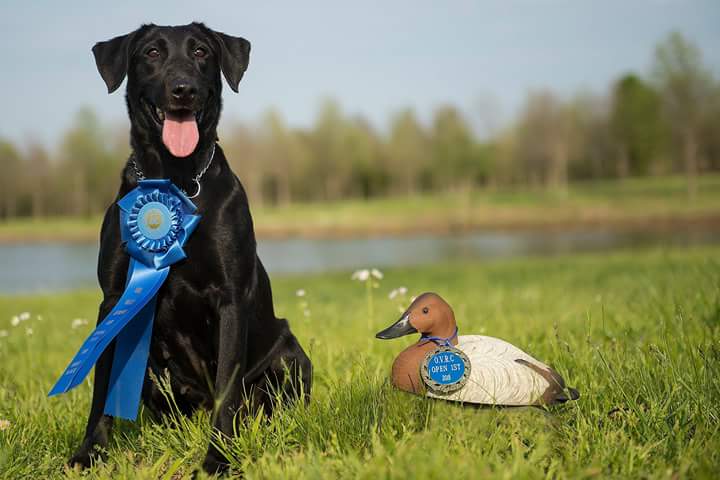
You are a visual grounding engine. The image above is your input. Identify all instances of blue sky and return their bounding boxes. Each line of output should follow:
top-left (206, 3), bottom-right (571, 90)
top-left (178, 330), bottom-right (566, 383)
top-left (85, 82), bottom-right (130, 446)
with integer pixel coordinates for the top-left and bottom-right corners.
top-left (1, 0), bottom-right (719, 146)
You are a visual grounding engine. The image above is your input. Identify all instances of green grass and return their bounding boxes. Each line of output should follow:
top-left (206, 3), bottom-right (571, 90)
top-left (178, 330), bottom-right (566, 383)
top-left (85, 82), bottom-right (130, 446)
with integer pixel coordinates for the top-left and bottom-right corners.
top-left (2, 174), bottom-right (720, 241)
top-left (1, 246), bottom-right (719, 478)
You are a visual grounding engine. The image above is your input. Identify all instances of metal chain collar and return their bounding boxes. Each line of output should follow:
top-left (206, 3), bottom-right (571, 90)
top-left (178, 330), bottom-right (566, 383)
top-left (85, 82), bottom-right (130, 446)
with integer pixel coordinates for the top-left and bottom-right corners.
top-left (130, 143), bottom-right (216, 199)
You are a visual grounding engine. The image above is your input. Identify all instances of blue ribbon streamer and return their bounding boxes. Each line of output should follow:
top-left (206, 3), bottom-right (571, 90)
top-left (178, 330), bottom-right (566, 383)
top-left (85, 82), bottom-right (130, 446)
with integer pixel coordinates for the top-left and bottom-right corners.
top-left (49, 179), bottom-right (199, 420)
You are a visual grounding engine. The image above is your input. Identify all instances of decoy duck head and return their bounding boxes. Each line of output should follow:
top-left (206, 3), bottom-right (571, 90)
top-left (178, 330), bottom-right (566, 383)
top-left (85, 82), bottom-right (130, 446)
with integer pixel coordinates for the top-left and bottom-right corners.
top-left (375, 292), bottom-right (457, 342)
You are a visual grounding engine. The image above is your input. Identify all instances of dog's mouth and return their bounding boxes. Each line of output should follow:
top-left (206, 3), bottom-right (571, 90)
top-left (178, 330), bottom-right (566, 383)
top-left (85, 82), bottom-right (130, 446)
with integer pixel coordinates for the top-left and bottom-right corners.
top-left (143, 98), bottom-right (205, 158)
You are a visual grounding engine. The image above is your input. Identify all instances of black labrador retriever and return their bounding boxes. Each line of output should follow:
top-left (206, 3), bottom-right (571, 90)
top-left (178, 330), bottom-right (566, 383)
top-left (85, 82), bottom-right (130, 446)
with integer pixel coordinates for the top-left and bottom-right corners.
top-left (70, 22), bottom-right (312, 475)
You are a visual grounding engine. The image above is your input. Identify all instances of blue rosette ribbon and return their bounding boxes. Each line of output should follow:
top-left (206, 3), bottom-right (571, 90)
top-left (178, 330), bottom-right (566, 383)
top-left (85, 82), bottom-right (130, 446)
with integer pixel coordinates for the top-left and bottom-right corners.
top-left (48, 179), bottom-right (200, 420)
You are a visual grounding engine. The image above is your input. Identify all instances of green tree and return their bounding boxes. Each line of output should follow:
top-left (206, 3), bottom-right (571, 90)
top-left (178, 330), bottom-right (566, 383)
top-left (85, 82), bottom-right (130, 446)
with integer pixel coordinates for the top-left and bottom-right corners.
top-left (258, 110), bottom-right (298, 205)
top-left (429, 106), bottom-right (479, 191)
top-left (344, 116), bottom-right (386, 199)
top-left (387, 109), bottom-right (429, 196)
top-left (700, 84), bottom-right (720, 171)
top-left (610, 74), bottom-right (667, 176)
top-left (0, 139), bottom-right (24, 219)
top-left (57, 108), bottom-right (121, 216)
top-left (309, 98), bottom-right (350, 201)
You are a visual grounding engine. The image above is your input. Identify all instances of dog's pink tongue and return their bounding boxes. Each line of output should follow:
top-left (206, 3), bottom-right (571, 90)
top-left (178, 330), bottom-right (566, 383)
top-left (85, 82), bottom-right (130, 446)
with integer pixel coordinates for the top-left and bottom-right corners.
top-left (162, 112), bottom-right (199, 158)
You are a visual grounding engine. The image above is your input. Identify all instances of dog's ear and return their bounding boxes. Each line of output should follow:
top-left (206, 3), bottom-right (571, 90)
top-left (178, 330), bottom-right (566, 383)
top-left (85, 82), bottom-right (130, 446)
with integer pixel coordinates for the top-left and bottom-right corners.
top-left (212, 31), bottom-right (251, 93)
top-left (92, 30), bottom-right (138, 94)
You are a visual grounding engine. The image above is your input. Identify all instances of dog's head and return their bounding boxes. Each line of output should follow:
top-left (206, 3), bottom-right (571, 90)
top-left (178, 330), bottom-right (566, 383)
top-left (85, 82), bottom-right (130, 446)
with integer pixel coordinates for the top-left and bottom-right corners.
top-left (92, 23), bottom-right (250, 158)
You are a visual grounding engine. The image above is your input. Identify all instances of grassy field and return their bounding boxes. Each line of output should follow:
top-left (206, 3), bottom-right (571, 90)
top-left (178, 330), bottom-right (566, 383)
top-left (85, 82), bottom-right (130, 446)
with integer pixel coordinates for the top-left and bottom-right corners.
top-left (0, 246), bottom-right (719, 478)
top-left (2, 174), bottom-right (720, 242)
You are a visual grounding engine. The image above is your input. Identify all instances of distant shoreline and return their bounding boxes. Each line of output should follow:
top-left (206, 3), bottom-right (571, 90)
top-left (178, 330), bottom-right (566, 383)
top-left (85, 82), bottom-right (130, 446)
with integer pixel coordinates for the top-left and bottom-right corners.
top-left (1, 211), bottom-right (718, 244)
top-left (4, 175), bottom-right (720, 244)
top-left (255, 212), bottom-right (720, 239)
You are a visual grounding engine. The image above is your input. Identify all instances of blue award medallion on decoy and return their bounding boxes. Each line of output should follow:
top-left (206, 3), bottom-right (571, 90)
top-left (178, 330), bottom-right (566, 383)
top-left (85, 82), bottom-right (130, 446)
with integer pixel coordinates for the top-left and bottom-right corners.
top-left (48, 179), bottom-right (200, 420)
top-left (419, 327), bottom-right (471, 394)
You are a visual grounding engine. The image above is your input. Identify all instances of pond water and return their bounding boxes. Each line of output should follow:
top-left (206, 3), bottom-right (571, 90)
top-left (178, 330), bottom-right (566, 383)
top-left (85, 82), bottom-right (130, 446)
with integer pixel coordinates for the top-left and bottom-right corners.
top-left (1, 226), bottom-right (718, 294)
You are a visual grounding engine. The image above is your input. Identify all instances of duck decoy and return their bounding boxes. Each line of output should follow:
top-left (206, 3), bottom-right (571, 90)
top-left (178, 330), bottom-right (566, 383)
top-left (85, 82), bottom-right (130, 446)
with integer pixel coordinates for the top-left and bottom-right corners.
top-left (376, 292), bottom-right (579, 405)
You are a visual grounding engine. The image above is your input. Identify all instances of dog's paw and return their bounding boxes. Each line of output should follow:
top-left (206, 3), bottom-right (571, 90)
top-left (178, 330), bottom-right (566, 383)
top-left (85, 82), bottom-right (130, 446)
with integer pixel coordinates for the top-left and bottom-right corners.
top-left (67, 451), bottom-right (93, 470)
top-left (67, 445), bottom-right (106, 470)
top-left (200, 454), bottom-right (230, 477)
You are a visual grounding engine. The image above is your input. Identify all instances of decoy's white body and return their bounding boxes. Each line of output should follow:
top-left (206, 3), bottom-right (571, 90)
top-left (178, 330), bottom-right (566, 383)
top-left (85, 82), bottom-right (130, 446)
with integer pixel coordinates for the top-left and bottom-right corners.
top-left (427, 335), bottom-right (556, 405)
top-left (376, 293), bottom-right (579, 406)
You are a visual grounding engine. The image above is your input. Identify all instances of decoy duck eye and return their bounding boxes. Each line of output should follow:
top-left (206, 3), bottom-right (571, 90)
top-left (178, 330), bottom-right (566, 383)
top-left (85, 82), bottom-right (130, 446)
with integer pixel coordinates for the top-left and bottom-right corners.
top-left (422, 307), bottom-right (429, 314)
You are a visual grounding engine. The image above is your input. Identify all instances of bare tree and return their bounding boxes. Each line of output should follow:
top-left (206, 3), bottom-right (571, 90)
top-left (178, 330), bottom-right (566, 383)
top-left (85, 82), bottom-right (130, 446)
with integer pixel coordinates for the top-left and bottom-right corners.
top-left (311, 99), bottom-right (350, 201)
top-left (514, 91), bottom-right (572, 191)
top-left (222, 122), bottom-right (263, 205)
top-left (25, 141), bottom-right (50, 217)
top-left (652, 32), bottom-right (715, 198)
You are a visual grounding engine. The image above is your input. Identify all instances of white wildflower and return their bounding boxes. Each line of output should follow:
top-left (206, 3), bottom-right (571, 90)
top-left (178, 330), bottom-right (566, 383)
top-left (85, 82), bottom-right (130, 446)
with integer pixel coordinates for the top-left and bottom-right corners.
top-left (10, 316), bottom-right (20, 327)
top-left (303, 309), bottom-right (311, 317)
top-left (0, 330), bottom-right (8, 338)
top-left (295, 289), bottom-right (306, 297)
top-left (388, 286), bottom-right (408, 300)
top-left (370, 268), bottom-right (383, 280)
top-left (0, 419), bottom-right (11, 431)
top-left (351, 269), bottom-right (370, 282)
top-left (71, 318), bottom-right (88, 329)
top-left (25, 327), bottom-right (33, 336)
top-left (18, 312), bottom-right (30, 321)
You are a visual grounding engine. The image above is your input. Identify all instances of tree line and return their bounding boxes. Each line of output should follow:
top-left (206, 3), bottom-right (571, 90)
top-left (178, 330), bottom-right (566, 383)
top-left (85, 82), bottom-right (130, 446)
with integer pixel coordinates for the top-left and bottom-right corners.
top-left (1, 32), bottom-right (719, 219)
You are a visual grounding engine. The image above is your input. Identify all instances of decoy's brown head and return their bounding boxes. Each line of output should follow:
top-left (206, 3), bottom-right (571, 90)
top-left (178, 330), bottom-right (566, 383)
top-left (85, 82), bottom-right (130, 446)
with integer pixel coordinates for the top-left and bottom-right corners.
top-left (375, 292), bottom-right (457, 341)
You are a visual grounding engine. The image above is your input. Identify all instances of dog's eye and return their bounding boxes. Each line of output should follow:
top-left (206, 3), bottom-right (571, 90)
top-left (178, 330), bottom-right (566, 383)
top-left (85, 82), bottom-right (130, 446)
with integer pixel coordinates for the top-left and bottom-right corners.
top-left (146, 48), bottom-right (160, 58)
top-left (422, 307), bottom-right (429, 314)
top-left (194, 47), bottom-right (207, 58)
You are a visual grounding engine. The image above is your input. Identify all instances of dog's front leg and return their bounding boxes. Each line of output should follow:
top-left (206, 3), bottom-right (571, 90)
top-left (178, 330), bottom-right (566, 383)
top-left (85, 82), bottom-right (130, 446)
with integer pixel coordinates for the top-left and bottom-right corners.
top-left (69, 204), bottom-right (129, 469)
top-left (68, 296), bottom-right (119, 468)
top-left (202, 298), bottom-right (252, 475)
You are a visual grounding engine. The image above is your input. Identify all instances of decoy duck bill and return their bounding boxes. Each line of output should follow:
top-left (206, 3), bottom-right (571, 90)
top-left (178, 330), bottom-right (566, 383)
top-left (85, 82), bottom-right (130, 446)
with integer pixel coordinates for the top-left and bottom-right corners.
top-left (375, 314), bottom-right (417, 339)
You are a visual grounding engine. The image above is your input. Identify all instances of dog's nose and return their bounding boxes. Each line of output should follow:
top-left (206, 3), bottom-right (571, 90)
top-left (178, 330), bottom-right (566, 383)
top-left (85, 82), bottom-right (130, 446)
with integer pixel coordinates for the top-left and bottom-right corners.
top-left (171, 82), bottom-right (197, 102)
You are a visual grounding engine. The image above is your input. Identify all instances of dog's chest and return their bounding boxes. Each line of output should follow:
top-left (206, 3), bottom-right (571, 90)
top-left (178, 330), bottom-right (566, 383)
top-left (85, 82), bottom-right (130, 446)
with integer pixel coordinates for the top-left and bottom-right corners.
top-left (147, 272), bottom-right (222, 380)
